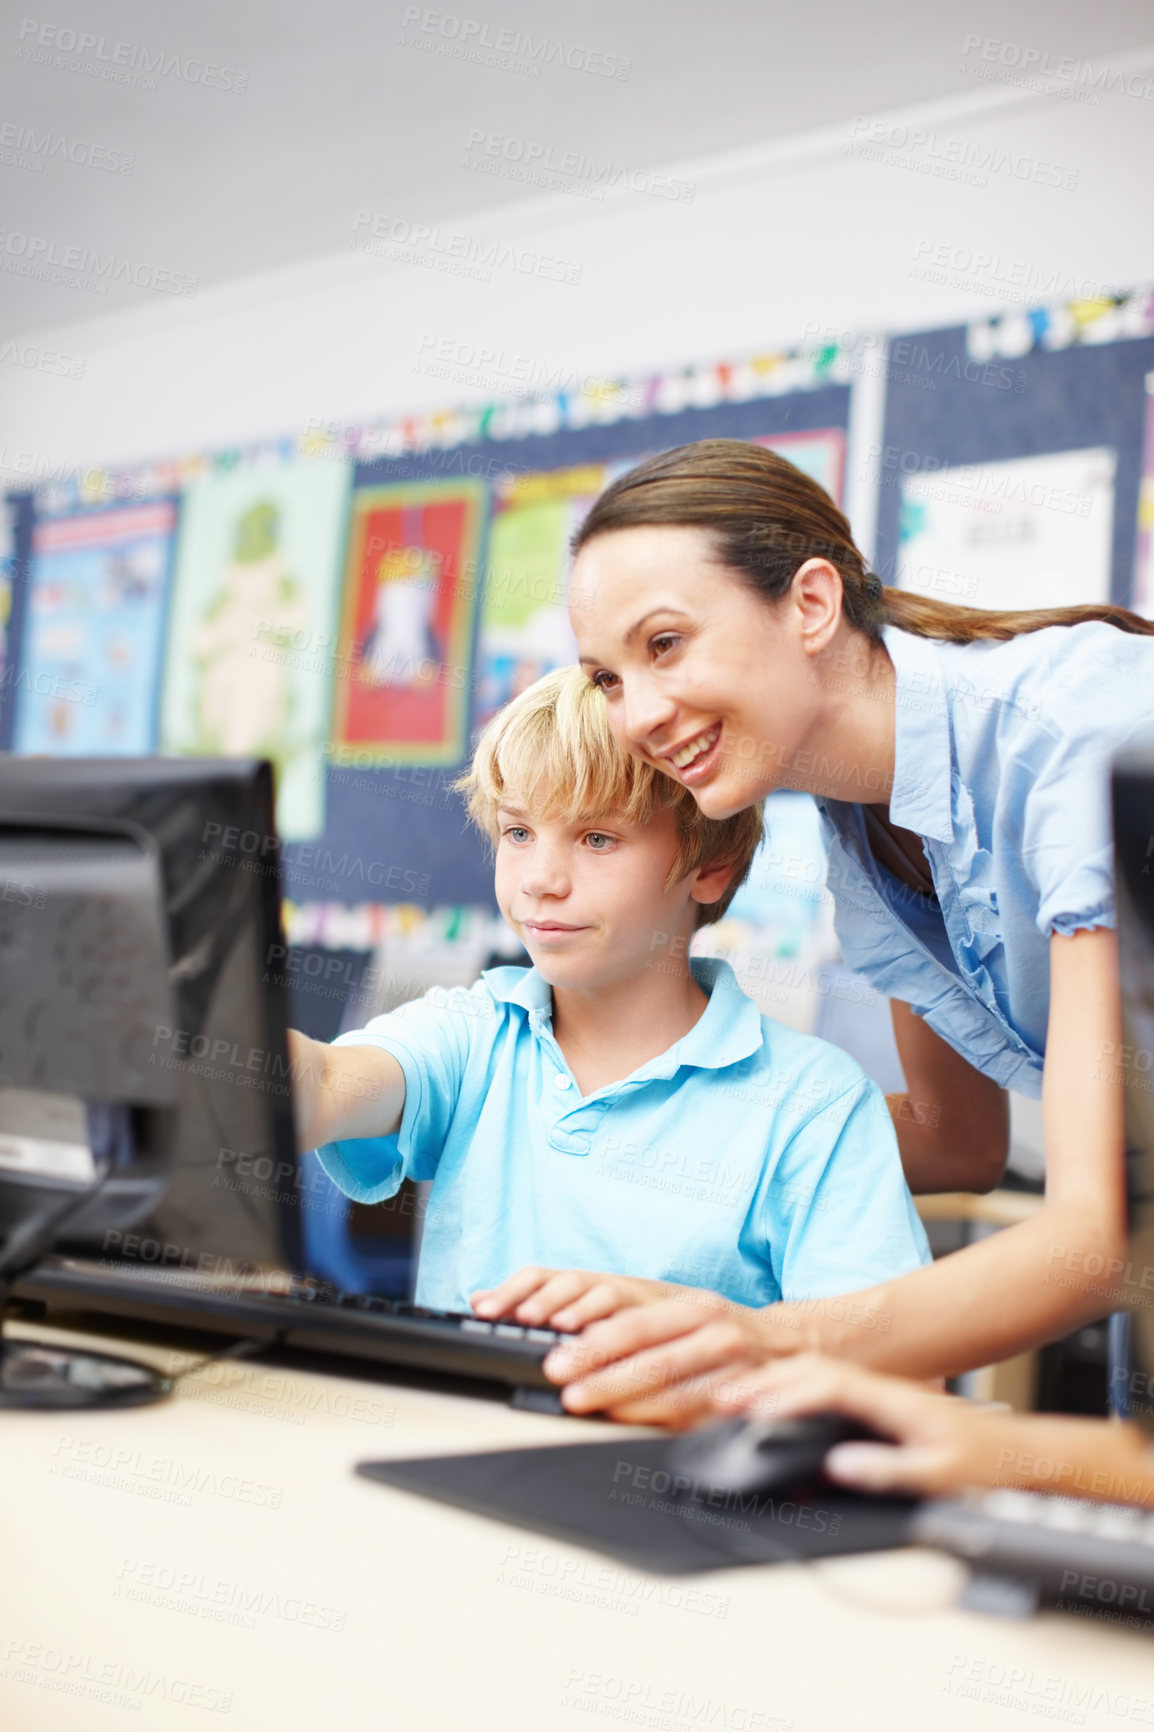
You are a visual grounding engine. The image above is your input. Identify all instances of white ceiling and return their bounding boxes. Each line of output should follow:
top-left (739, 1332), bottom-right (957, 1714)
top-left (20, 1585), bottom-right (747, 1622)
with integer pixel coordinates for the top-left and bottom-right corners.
top-left (3, 0), bottom-right (1153, 334)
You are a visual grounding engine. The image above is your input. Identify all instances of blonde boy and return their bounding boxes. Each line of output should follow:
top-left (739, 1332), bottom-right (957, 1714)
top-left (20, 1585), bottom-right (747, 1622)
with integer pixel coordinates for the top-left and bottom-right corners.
top-left (289, 668), bottom-right (928, 1316)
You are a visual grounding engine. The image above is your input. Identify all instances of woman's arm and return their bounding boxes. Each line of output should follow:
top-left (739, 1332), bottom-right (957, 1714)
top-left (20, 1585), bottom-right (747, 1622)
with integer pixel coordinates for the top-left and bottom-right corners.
top-left (545, 929), bottom-right (1128, 1421)
top-left (710, 1352), bottom-right (1154, 1505)
top-left (886, 1001), bottom-right (1010, 1194)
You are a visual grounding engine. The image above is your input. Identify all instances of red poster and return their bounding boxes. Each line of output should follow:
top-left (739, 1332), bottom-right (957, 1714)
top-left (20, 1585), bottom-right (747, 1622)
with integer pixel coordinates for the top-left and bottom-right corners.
top-left (333, 479), bottom-right (486, 763)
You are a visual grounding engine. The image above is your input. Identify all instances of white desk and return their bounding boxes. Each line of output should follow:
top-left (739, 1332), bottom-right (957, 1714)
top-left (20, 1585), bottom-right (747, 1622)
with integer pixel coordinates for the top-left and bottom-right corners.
top-left (2, 1320), bottom-right (1150, 1732)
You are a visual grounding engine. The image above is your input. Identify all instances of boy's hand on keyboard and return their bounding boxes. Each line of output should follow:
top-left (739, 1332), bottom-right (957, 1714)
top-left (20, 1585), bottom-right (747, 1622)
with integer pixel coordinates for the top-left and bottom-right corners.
top-left (470, 1267), bottom-right (679, 1332)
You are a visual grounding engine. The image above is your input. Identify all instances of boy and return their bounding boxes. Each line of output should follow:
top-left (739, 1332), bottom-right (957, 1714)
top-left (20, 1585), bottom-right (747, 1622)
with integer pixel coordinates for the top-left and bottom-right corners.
top-left (288, 667), bottom-right (929, 1316)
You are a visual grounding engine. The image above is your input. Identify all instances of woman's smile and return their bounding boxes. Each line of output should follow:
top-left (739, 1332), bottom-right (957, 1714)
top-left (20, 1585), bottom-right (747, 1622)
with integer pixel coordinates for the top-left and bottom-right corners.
top-left (660, 724), bottom-right (723, 784)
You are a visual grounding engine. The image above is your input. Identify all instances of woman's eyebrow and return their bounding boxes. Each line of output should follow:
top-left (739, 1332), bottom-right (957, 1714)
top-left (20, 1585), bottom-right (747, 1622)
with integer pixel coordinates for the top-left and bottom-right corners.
top-left (577, 607), bottom-right (693, 664)
top-left (624, 607), bottom-right (690, 645)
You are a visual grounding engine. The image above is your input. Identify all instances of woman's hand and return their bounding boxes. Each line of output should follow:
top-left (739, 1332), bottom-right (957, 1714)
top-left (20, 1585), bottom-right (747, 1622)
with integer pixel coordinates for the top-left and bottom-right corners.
top-left (471, 1267), bottom-right (691, 1333)
top-left (540, 1294), bottom-right (808, 1425)
top-left (710, 1353), bottom-right (1154, 1504)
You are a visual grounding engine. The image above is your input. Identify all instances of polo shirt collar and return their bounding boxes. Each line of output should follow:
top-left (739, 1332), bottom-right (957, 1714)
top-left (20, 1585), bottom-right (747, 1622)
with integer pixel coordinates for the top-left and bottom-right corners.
top-left (881, 624), bottom-right (953, 843)
top-left (483, 962), bottom-right (553, 1017)
top-left (480, 954), bottom-right (763, 1074)
top-left (679, 955), bottom-right (764, 1070)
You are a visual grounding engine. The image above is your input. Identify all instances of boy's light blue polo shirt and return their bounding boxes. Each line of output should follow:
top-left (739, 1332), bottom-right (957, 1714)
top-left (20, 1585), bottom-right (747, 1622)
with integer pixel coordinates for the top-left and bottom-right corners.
top-left (316, 956), bottom-right (929, 1314)
top-left (818, 622), bottom-right (1154, 1097)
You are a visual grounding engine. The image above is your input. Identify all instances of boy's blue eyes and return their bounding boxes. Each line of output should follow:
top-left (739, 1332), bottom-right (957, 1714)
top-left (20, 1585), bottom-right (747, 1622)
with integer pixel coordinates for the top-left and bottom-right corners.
top-left (501, 827), bottom-right (616, 849)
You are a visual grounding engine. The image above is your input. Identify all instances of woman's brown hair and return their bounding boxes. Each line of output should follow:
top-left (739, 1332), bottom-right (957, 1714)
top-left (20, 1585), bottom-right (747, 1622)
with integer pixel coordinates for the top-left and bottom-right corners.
top-left (572, 438), bottom-right (1154, 643)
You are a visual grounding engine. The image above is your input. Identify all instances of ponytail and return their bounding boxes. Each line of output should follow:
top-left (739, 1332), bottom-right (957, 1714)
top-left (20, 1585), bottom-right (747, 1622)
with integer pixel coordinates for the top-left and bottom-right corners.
top-left (574, 439), bottom-right (1154, 643)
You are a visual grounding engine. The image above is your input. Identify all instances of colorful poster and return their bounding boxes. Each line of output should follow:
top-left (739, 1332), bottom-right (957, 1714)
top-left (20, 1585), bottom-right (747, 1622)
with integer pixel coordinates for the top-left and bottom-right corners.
top-left (897, 447), bottom-right (1116, 613)
top-left (161, 458), bottom-right (352, 841)
top-left (332, 478), bottom-right (485, 764)
top-left (13, 499), bottom-right (176, 754)
top-left (472, 432), bottom-right (847, 734)
top-left (752, 429), bottom-right (846, 504)
top-left (473, 462), bottom-right (612, 731)
top-left (1134, 374), bottom-right (1154, 617)
top-left (0, 496), bottom-right (15, 692)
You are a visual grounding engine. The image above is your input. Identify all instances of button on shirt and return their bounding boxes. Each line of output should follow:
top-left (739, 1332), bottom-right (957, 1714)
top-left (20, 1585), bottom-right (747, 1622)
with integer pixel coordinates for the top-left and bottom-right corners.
top-left (818, 622), bottom-right (1154, 1097)
top-left (316, 956), bottom-right (930, 1314)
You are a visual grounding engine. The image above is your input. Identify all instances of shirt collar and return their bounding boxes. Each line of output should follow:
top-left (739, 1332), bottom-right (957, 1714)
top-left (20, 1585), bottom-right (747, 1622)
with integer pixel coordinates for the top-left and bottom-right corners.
top-left (480, 954), bottom-right (763, 1074)
top-left (882, 624), bottom-right (954, 843)
top-left (482, 963), bottom-right (553, 1016)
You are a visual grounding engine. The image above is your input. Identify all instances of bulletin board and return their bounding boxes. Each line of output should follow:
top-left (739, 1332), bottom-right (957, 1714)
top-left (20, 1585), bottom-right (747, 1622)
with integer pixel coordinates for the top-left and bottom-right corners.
top-left (318, 386), bottom-right (852, 908)
top-left (0, 383), bottom-right (850, 910)
top-left (8, 284), bottom-right (1153, 921)
top-left (875, 318), bottom-right (1154, 611)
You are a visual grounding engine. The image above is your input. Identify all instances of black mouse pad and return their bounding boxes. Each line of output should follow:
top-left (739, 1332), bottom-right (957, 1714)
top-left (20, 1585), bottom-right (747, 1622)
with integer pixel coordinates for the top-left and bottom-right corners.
top-left (357, 1436), bottom-right (921, 1575)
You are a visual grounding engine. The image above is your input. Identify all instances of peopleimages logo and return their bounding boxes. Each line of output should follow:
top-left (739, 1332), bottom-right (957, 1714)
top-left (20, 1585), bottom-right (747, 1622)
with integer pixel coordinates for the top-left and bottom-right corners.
top-left (14, 19), bottom-right (249, 93)
top-left (462, 129), bottom-right (695, 202)
top-left (398, 8), bottom-right (632, 80)
top-left (0, 120), bottom-right (134, 174)
top-left (0, 228), bottom-right (198, 296)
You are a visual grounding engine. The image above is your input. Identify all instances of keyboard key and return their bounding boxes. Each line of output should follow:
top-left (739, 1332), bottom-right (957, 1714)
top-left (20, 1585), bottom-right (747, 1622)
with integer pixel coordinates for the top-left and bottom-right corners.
top-left (495, 1324), bottom-right (527, 1338)
top-left (459, 1319), bottom-right (494, 1334)
top-left (1041, 1501), bottom-right (1096, 1533)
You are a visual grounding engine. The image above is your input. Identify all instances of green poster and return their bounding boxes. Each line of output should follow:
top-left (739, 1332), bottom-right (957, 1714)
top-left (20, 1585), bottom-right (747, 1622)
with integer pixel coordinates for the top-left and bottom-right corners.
top-left (161, 457), bottom-right (352, 841)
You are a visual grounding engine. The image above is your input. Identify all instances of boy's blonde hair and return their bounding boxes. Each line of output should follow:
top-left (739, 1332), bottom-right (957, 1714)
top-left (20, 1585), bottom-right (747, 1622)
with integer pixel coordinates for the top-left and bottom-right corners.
top-left (458, 666), bottom-right (763, 927)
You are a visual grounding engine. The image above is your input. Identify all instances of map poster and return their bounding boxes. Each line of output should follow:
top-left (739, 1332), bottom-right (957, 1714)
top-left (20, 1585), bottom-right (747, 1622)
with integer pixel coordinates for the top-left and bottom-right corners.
top-left (897, 447), bottom-right (1116, 613)
top-left (160, 457), bottom-right (352, 842)
top-left (14, 499), bottom-right (177, 755)
top-left (332, 478), bottom-right (485, 765)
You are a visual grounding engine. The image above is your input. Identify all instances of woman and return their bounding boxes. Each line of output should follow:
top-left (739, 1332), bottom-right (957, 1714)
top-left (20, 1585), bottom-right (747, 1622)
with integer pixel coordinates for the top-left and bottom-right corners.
top-left (494, 437), bottom-right (1154, 1423)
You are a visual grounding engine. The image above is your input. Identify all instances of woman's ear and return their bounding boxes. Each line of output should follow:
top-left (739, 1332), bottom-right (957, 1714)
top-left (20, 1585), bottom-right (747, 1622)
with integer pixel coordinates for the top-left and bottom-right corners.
top-left (790, 559), bottom-right (844, 658)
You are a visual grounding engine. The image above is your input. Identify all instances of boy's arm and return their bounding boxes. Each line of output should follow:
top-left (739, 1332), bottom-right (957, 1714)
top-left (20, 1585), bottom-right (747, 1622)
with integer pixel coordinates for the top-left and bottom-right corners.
top-left (287, 1028), bottom-right (407, 1153)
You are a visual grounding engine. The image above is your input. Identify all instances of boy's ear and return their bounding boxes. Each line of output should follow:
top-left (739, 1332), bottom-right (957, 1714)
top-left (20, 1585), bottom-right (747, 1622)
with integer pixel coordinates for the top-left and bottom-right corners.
top-left (686, 853), bottom-right (738, 911)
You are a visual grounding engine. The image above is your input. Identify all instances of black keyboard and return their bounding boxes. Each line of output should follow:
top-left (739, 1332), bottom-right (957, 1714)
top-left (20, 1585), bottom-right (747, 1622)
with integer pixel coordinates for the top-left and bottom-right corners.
top-left (10, 1258), bottom-right (568, 1408)
top-left (914, 1488), bottom-right (1154, 1620)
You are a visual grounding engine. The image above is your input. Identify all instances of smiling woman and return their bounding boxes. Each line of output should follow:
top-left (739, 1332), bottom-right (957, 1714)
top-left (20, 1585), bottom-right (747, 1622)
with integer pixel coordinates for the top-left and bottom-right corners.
top-left (536, 437), bottom-right (1154, 1424)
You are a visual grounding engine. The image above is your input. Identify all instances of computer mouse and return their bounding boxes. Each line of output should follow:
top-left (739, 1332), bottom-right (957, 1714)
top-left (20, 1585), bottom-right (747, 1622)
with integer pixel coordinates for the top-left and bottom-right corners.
top-left (669, 1412), bottom-right (887, 1500)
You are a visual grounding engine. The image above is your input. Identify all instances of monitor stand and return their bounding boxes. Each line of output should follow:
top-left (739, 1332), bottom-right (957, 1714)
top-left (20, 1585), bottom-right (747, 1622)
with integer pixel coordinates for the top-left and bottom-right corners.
top-left (0, 1123), bottom-right (173, 1408)
top-left (0, 1285), bottom-right (172, 1409)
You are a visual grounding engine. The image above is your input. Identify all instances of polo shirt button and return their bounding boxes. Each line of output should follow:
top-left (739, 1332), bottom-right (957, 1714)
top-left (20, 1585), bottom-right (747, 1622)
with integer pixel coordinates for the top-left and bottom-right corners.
top-left (554, 1074), bottom-right (573, 1090)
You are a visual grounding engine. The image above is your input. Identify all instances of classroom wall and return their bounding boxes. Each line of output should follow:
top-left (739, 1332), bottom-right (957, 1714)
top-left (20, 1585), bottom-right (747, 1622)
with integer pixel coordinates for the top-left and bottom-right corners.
top-left (4, 68), bottom-right (1149, 1181)
top-left (4, 69), bottom-right (1154, 492)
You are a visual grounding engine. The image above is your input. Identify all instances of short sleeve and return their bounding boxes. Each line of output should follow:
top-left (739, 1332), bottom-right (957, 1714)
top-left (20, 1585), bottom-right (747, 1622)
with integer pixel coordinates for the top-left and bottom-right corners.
top-left (314, 985), bottom-right (482, 1204)
top-left (762, 1077), bottom-right (931, 1303)
top-left (1018, 727), bottom-right (1118, 940)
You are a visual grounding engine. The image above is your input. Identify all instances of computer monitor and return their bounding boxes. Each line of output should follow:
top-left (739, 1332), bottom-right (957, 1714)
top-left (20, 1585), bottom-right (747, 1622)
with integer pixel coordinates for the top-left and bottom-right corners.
top-left (1113, 743), bottom-right (1154, 1440)
top-left (0, 757), bottom-right (300, 1406)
